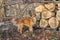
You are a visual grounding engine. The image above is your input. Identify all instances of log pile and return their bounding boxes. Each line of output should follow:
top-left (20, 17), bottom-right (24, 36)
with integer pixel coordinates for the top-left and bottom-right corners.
top-left (35, 3), bottom-right (60, 29)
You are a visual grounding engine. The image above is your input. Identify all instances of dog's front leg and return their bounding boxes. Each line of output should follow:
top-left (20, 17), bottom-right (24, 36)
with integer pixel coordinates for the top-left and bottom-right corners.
top-left (19, 24), bottom-right (23, 34)
top-left (29, 24), bottom-right (33, 33)
top-left (17, 25), bottom-right (20, 32)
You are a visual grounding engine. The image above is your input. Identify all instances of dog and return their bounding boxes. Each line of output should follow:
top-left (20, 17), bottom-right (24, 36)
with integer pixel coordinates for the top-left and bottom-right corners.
top-left (11, 11), bottom-right (36, 33)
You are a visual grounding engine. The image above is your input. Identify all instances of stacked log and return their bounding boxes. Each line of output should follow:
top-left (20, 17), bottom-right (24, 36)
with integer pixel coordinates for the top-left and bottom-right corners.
top-left (42, 10), bottom-right (53, 19)
top-left (44, 3), bottom-right (55, 11)
top-left (49, 17), bottom-right (59, 29)
top-left (40, 19), bottom-right (48, 28)
top-left (35, 5), bottom-right (45, 12)
top-left (35, 3), bottom-right (60, 29)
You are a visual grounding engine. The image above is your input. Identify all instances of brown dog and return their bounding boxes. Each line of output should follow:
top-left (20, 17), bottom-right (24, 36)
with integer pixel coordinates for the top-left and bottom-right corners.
top-left (11, 11), bottom-right (36, 33)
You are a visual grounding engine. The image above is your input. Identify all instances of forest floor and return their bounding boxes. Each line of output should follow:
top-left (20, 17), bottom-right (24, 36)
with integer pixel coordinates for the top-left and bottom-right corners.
top-left (0, 22), bottom-right (60, 40)
top-left (0, 27), bottom-right (60, 40)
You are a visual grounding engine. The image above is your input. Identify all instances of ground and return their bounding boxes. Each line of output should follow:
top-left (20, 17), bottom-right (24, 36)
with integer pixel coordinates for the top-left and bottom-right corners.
top-left (0, 22), bottom-right (60, 40)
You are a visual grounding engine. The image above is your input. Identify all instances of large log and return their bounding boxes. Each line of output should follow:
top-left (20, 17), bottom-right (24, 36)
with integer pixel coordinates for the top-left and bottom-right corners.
top-left (39, 19), bottom-right (48, 28)
top-left (42, 10), bottom-right (53, 19)
top-left (49, 17), bottom-right (59, 29)
top-left (44, 3), bottom-right (55, 11)
top-left (35, 5), bottom-right (45, 12)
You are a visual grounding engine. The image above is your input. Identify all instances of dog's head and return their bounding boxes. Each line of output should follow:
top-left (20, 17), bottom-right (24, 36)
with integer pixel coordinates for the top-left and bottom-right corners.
top-left (11, 16), bottom-right (18, 25)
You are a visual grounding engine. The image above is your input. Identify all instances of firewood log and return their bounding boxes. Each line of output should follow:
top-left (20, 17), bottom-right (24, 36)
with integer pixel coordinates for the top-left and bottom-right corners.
top-left (49, 17), bottom-right (59, 29)
top-left (42, 10), bottom-right (53, 19)
top-left (39, 19), bottom-right (48, 28)
top-left (44, 3), bottom-right (55, 11)
top-left (35, 5), bottom-right (45, 12)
